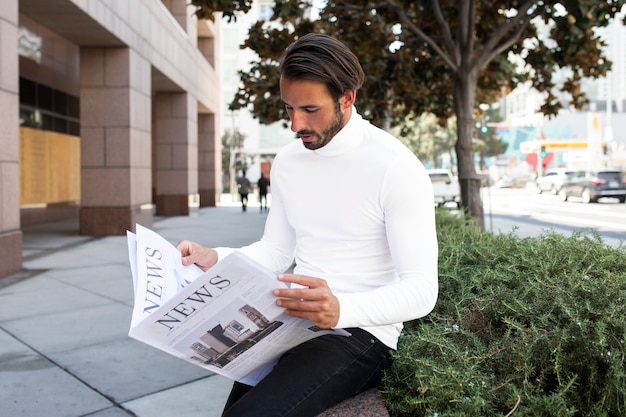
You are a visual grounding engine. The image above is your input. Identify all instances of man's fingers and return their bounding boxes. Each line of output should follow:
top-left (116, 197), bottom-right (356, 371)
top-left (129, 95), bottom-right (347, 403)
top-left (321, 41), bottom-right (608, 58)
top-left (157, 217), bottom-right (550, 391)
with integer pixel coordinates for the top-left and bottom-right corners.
top-left (274, 286), bottom-right (329, 303)
top-left (175, 240), bottom-right (218, 270)
top-left (276, 297), bottom-right (319, 311)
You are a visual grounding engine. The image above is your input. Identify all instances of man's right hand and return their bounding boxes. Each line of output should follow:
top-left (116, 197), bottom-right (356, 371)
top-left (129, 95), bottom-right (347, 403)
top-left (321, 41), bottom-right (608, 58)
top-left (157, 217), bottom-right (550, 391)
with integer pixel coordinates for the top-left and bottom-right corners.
top-left (176, 240), bottom-right (218, 271)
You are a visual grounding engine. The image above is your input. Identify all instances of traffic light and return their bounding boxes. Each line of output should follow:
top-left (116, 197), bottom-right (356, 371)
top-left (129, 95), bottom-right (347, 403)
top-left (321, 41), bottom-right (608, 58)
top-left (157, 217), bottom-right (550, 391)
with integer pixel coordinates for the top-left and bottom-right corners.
top-left (540, 146), bottom-right (547, 158)
top-left (480, 125), bottom-right (488, 134)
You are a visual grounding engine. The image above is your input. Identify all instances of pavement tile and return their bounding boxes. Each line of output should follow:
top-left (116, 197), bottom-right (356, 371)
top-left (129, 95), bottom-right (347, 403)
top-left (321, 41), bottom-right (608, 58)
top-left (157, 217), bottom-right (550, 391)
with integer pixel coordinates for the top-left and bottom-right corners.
top-left (22, 237), bottom-right (128, 271)
top-left (84, 407), bottom-right (137, 417)
top-left (0, 328), bottom-right (113, 417)
top-left (45, 263), bottom-right (135, 305)
top-left (49, 337), bottom-right (212, 403)
top-left (0, 272), bottom-right (60, 294)
top-left (123, 374), bottom-right (233, 417)
top-left (0, 363), bottom-right (113, 417)
top-left (0, 276), bottom-right (114, 322)
top-left (0, 328), bottom-right (42, 367)
top-left (154, 208), bottom-right (266, 248)
top-left (2, 302), bottom-right (131, 354)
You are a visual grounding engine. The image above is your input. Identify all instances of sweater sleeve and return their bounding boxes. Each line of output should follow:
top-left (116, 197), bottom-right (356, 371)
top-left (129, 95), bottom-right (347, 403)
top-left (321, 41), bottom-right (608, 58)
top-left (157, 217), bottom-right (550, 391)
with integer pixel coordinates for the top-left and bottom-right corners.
top-left (334, 154), bottom-right (439, 329)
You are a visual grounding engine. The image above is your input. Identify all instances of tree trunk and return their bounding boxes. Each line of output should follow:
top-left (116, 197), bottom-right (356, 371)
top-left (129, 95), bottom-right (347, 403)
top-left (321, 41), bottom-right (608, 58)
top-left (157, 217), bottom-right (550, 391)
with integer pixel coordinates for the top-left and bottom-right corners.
top-left (453, 72), bottom-right (484, 229)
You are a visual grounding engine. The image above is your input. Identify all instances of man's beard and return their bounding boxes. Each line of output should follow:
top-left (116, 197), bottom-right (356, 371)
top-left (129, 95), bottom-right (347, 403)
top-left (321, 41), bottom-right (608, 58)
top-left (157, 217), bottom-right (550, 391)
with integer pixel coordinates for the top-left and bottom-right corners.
top-left (300, 104), bottom-right (345, 150)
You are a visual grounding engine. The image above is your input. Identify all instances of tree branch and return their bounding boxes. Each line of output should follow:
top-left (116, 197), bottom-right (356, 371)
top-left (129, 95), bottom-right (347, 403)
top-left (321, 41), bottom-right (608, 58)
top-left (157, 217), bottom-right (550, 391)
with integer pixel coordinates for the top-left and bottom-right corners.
top-left (384, 0), bottom-right (458, 71)
top-left (431, 0), bottom-right (458, 64)
top-left (477, 0), bottom-right (541, 69)
top-left (457, 0), bottom-right (475, 62)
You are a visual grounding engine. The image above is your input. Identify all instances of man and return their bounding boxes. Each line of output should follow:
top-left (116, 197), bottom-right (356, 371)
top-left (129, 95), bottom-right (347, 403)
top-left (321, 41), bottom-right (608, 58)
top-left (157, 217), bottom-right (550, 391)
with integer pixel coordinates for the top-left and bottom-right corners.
top-left (177, 33), bottom-right (438, 417)
top-left (236, 171), bottom-right (252, 212)
top-left (257, 172), bottom-right (270, 212)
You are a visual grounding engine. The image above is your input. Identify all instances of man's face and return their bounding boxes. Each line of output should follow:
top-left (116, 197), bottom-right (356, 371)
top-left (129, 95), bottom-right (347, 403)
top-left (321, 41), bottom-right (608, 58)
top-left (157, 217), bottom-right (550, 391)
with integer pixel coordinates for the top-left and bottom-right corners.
top-left (280, 77), bottom-right (353, 150)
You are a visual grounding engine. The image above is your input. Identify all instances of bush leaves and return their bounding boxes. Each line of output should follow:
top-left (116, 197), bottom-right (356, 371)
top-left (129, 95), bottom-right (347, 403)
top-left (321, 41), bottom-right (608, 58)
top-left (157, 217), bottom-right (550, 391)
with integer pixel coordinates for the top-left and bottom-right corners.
top-left (382, 211), bottom-right (626, 417)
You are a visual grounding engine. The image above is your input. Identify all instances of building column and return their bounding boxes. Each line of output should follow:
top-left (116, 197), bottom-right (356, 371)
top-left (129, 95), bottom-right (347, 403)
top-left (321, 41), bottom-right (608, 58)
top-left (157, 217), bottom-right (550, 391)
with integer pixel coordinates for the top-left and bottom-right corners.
top-left (79, 47), bottom-right (152, 236)
top-left (0, 0), bottom-right (21, 278)
top-left (198, 113), bottom-right (220, 206)
top-left (154, 92), bottom-right (199, 215)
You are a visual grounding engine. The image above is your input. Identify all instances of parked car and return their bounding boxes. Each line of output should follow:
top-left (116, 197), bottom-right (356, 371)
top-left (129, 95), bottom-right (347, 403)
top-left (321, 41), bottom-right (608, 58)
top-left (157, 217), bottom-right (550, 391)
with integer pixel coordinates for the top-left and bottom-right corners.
top-left (535, 168), bottom-right (574, 195)
top-left (559, 169), bottom-right (626, 203)
top-left (426, 169), bottom-right (460, 207)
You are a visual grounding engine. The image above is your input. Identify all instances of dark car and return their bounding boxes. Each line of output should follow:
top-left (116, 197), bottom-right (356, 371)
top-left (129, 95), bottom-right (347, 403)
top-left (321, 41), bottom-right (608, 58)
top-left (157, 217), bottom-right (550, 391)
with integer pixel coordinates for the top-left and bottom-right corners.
top-left (559, 169), bottom-right (626, 203)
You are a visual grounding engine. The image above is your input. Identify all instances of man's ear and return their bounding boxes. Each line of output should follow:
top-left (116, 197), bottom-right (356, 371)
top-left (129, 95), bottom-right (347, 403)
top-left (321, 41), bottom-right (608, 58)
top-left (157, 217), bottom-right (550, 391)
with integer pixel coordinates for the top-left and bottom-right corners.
top-left (340, 90), bottom-right (356, 110)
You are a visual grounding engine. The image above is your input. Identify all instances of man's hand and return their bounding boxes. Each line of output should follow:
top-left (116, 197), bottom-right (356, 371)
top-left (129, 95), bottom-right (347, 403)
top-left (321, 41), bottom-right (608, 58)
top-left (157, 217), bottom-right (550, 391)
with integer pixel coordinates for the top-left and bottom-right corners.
top-left (274, 274), bottom-right (340, 329)
top-left (176, 240), bottom-right (218, 271)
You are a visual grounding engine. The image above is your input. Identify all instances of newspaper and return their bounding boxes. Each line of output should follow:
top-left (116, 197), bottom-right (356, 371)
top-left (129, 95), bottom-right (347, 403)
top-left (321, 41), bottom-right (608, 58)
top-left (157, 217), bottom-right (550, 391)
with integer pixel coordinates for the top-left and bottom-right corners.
top-left (127, 224), bottom-right (350, 385)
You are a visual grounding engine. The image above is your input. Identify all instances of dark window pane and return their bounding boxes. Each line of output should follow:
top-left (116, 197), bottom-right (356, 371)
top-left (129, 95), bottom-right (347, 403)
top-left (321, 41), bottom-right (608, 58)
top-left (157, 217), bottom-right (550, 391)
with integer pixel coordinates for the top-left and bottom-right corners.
top-left (68, 120), bottom-right (80, 136)
top-left (38, 84), bottom-right (52, 111)
top-left (41, 113), bottom-right (53, 130)
top-left (53, 89), bottom-right (67, 115)
top-left (52, 117), bottom-right (67, 133)
top-left (20, 78), bottom-right (37, 106)
top-left (67, 95), bottom-right (79, 118)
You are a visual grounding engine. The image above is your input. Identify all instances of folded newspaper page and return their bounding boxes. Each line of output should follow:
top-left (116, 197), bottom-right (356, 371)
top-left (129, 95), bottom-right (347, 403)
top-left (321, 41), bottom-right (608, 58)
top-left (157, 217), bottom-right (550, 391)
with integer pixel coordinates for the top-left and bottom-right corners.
top-left (127, 224), bottom-right (350, 385)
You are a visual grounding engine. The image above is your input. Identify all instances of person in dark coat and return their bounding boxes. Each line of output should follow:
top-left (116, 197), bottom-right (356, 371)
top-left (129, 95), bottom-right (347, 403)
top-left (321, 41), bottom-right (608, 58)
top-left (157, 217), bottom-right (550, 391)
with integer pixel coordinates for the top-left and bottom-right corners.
top-left (257, 172), bottom-right (270, 212)
top-left (236, 172), bottom-right (252, 212)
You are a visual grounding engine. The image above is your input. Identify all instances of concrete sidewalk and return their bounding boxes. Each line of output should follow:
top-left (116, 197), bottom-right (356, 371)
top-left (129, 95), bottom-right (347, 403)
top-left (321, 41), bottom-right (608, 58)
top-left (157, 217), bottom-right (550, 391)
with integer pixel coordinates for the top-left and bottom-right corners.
top-left (1, 198), bottom-right (269, 417)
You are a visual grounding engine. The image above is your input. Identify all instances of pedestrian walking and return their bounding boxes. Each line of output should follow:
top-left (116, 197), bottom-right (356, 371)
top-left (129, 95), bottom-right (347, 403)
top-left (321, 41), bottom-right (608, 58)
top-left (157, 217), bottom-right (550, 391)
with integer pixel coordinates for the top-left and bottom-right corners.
top-left (257, 172), bottom-right (270, 212)
top-left (236, 172), bottom-right (252, 212)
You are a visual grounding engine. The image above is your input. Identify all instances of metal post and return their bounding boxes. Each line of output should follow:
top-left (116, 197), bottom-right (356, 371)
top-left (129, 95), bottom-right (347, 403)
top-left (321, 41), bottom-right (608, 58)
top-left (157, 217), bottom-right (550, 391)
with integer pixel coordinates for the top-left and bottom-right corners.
top-left (229, 112), bottom-right (237, 202)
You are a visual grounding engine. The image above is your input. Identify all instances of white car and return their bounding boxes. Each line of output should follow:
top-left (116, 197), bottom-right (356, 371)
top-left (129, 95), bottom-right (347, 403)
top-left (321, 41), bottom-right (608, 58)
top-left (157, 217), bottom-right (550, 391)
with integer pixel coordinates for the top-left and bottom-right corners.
top-left (535, 168), bottom-right (573, 195)
top-left (426, 169), bottom-right (460, 207)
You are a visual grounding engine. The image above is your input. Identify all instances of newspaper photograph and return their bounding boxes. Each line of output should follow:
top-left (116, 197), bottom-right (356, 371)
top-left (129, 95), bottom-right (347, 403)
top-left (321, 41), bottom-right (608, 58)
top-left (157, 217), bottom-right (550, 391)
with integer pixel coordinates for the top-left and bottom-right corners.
top-left (127, 224), bottom-right (350, 385)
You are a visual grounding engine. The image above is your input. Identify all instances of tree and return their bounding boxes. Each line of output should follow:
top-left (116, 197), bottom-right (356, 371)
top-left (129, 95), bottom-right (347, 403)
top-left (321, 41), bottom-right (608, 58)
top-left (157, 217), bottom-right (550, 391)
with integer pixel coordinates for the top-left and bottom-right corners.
top-left (221, 128), bottom-right (247, 193)
top-left (474, 129), bottom-right (509, 172)
top-left (191, 0), bottom-right (626, 228)
top-left (394, 112), bottom-right (457, 169)
top-left (474, 106), bottom-right (508, 171)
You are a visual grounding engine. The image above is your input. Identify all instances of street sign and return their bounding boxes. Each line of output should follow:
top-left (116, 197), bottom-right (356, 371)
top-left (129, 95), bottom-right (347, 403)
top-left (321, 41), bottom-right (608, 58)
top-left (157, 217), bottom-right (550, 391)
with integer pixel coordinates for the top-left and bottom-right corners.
top-left (519, 140), bottom-right (589, 153)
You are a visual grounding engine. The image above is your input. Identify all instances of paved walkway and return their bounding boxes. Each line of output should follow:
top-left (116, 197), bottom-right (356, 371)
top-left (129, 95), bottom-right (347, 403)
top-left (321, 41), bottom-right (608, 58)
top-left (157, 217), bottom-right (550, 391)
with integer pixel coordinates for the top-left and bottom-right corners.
top-left (1, 196), bottom-right (269, 417)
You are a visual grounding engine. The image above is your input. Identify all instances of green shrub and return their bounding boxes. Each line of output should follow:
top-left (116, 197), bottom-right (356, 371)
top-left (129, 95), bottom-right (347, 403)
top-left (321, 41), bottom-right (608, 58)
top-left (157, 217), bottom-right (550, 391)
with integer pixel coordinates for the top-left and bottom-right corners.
top-left (381, 210), bottom-right (626, 417)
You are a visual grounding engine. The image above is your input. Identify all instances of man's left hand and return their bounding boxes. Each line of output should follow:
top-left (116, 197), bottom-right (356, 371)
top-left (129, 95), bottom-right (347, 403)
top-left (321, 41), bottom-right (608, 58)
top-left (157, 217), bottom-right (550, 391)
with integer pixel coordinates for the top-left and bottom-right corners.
top-left (274, 274), bottom-right (340, 329)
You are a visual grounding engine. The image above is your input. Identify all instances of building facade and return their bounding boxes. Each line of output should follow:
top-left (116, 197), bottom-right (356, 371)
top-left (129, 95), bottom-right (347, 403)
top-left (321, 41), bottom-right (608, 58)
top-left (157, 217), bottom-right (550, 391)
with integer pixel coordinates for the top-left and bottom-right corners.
top-left (0, 0), bottom-right (222, 278)
top-left (499, 11), bottom-right (626, 171)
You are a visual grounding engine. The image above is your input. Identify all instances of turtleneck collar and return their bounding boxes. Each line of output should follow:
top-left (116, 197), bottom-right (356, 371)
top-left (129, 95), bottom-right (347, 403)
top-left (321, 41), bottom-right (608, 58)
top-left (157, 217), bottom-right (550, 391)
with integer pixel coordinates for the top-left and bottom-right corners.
top-left (310, 106), bottom-right (365, 157)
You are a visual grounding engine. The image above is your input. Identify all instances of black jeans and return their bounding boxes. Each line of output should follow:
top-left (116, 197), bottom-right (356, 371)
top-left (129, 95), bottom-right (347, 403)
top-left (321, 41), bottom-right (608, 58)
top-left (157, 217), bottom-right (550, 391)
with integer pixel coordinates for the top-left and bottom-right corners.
top-left (240, 193), bottom-right (248, 210)
top-left (221, 328), bottom-right (392, 417)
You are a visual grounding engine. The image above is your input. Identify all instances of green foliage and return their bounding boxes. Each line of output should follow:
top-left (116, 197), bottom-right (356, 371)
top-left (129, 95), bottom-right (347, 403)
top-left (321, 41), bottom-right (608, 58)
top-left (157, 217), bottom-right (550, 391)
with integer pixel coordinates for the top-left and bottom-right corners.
top-left (221, 129), bottom-right (248, 192)
top-left (189, 0), bottom-right (252, 22)
top-left (393, 113), bottom-right (456, 168)
top-left (474, 107), bottom-right (508, 171)
top-left (381, 211), bottom-right (626, 416)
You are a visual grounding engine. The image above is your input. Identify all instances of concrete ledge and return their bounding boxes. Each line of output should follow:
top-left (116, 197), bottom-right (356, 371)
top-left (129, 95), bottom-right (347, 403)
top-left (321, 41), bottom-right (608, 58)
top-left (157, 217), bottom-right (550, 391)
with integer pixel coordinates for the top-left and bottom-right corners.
top-left (316, 388), bottom-right (389, 417)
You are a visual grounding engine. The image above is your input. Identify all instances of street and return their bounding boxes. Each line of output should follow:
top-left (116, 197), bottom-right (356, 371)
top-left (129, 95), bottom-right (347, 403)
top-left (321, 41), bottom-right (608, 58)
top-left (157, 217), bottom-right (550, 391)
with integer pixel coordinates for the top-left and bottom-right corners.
top-left (481, 183), bottom-right (626, 248)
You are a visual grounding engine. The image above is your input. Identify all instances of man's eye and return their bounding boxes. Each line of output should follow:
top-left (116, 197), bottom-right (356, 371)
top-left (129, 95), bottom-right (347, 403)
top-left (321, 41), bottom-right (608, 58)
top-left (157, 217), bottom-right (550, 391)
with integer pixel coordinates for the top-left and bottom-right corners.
top-left (304, 108), bottom-right (319, 113)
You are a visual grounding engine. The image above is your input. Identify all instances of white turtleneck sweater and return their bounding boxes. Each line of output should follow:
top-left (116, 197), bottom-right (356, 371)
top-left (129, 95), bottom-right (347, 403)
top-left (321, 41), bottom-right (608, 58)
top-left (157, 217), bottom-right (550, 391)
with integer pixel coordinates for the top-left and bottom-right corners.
top-left (218, 109), bottom-right (438, 350)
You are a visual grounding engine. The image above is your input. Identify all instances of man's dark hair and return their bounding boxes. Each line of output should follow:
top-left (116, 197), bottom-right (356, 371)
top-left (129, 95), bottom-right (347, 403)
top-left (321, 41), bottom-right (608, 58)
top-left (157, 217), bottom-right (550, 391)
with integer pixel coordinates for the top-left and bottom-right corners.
top-left (280, 33), bottom-right (365, 101)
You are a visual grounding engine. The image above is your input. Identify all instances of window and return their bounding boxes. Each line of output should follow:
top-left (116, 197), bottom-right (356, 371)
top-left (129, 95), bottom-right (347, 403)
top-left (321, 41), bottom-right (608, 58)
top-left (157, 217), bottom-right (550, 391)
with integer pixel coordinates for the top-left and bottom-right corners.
top-left (19, 77), bottom-right (80, 135)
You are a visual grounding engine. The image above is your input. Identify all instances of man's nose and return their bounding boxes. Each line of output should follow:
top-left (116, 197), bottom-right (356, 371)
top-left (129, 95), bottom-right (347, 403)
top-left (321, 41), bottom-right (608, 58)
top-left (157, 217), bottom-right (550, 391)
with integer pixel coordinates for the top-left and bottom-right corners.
top-left (289, 110), bottom-right (305, 132)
